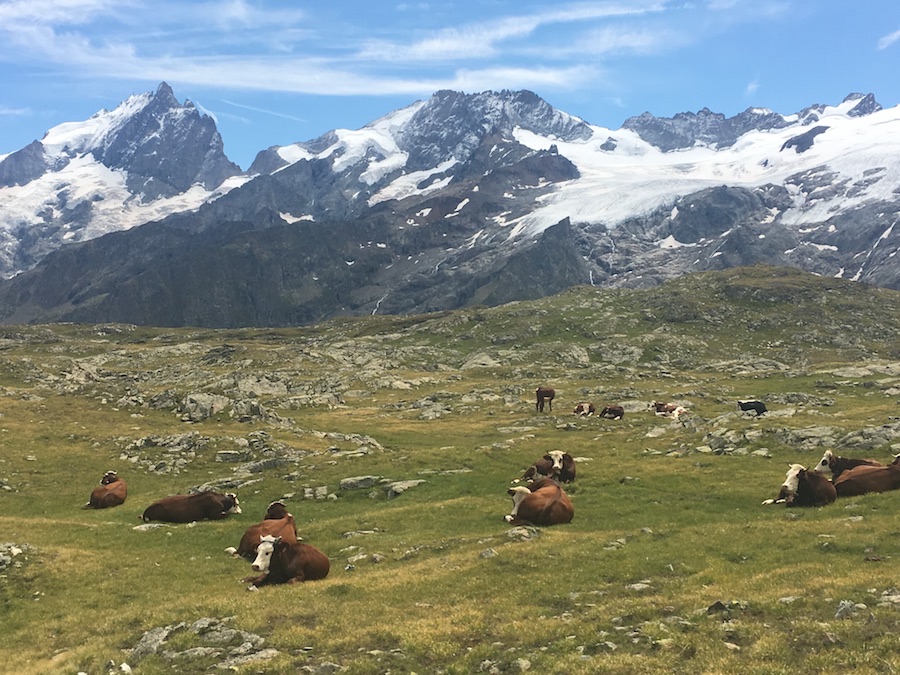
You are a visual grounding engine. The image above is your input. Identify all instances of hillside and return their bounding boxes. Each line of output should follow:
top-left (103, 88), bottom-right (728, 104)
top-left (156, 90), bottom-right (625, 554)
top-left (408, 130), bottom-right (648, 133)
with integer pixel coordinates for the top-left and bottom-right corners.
top-left (1, 266), bottom-right (900, 674)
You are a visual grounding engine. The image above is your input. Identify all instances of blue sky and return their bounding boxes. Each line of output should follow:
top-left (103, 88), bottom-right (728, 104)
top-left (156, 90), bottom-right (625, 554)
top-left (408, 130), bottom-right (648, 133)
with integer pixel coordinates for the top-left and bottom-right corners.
top-left (1, 0), bottom-right (898, 170)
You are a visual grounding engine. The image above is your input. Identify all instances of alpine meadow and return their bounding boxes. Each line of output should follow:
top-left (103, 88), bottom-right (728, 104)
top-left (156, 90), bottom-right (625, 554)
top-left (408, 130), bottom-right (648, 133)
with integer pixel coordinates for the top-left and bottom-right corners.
top-left (2, 265), bottom-right (900, 674)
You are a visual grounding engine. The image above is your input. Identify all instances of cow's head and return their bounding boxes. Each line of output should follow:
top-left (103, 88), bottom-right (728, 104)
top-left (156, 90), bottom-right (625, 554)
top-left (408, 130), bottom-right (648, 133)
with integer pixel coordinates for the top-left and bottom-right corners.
top-left (505, 485), bottom-right (531, 521)
top-left (101, 470), bottom-right (118, 485)
top-left (546, 450), bottom-right (566, 471)
top-left (223, 493), bottom-right (242, 515)
top-left (813, 450), bottom-right (835, 476)
top-left (264, 500), bottom-right (289, 519)
top-left (251, 535), bottom-right (281, 572)
top-left (780, 464), bottom-right (806, 501)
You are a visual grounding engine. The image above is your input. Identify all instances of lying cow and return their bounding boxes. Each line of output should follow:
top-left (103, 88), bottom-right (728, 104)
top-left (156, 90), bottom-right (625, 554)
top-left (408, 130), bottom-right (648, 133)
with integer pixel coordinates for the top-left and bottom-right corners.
top-left (536, 387), bottom-right (555, 412)
top-left (738, 399), bottom-right (768, 416)
top-left (521, 450), bottom-right (576, 484)
top-left (573, 402), bottom-right (595, 417)
top-left (84, 470), bottom-right (127, 509)
top-left (505, 478), bottom-right (574, 526)
top-left (833, 454), bottom-right (900, 497)
top-left (762, 464), bottom-right (836, 507)
top-left (225, 501), bottom-right (298, 560)
top-left (598, 404), bottom-right (624, 420)
top-left (812, 449), bottom-right (882, 482)
top-left (141, 490), bottom-right (242, 523)
top-left (242, 534), bottom-right (330, 587)
top-left (653, 401), bottom-right (689, 419)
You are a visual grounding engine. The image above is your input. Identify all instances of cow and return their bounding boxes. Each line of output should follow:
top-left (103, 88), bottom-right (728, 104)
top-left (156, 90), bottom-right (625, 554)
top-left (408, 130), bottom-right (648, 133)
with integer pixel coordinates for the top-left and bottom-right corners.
top-left (762, 463), bottom-right (836, 507)
top-left (812, 449), bottom-right (883, 482)
top-left (140, 491), bottom-right (242, 523)
top-left (505, 478), bottom-right (574, 526)
top-left (833, 454), bottom-right (900, 497)
top-left (225, 501), bottom-right (299, 560)
top-left (598, 404), bottom-right (625, 420)
top-left (242, 535), bottom-right (330, 587)
top-left (521, 450), bottom-right (576, 484)
top-left (573, 402), bottom-right (595, 417)
top-left (654, 401), bottom-right (689, 420)
top-left (738, 399), bottom-right (768, 416)
top-left (535, 387), bottom-right (555, 412)
top-left (84, 470), bottom-right (127, 509)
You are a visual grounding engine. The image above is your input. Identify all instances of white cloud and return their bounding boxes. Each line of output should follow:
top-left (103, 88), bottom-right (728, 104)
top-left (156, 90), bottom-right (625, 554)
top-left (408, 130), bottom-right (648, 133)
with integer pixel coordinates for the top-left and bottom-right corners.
top-left (744, 79), bottom-right (760, 96)
top-left (877, 29), bottom-right (900, 50)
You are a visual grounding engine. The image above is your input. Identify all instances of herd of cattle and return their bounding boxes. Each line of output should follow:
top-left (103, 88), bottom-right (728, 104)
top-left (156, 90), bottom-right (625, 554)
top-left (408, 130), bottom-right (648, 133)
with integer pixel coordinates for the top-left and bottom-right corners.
top-left (78, 387), bottom-right (897, 588)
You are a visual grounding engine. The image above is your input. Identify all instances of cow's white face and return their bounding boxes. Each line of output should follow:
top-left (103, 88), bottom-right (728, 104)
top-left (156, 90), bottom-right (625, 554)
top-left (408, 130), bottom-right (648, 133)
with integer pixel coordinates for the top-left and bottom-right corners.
top-left (251, 535), bottom-right (279, 572)
top-left (505, 486), bottom-right (530, 521)
top-left (782, 464), bottom-right (805, 493)
top-left (812, 450), bottom-right (834, 475)
top-left (547, 450), bottom-right (565, 470)
top-left (225, 493), bottom-right (242, 515)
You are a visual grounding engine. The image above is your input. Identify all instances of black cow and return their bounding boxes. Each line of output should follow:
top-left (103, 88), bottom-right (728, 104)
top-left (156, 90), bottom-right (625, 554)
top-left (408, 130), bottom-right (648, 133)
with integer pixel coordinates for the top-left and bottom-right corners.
top-left (738, 399), bottom-right (767, 416)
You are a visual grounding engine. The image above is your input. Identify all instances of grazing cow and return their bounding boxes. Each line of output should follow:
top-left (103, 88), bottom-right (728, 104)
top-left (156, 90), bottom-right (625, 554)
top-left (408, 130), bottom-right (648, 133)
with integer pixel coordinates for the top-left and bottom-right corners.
top-left (535, 387), bottom-right (555, 412)
top-left (84, 470), bottom-right (127, 509)
top-left (141, 491), bottom-right (242, 523)
top-left (738, 399), bottom-right (768, 416)
top-left (812, 449), bottom-right (882, 482)
top-left (242, 535), bottom-right (330, 587)
top-left (505, 478), bottom-right (574, 526)
top-left (833, 454), bottom-right (900, 497)
top-left (762, 464), bottom-right (836, 507)
top-left (225, 501), bottom-right (299, 560)
top-left (522, 450), bottom-right (576, 484)
top-left (598, 404), bottom-right (625, 420)
top-left (573, 402), bottom-right (595, 416)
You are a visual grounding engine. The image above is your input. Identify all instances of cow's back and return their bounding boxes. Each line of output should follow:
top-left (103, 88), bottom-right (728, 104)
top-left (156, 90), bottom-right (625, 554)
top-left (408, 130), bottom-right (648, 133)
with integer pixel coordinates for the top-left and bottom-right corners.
top-left (233, 515), bottom-right (298, 559)
top-left (519, 481), bottom-right (574, 526)
top-left (88, 480), bottom-right (127, 509)
top-left (835, 464), bottom-right (900, 497)
top-left (267, 542), bottom-right (330, 584)
top-left (142, 492), bottom-right (231, 523)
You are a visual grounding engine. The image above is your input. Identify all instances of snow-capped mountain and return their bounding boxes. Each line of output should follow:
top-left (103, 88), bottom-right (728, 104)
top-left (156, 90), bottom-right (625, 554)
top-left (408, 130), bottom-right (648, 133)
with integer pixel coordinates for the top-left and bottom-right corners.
top-left (0, 83), bottom-right (245, 276)
top-left (0, 85), bottom-right (897, 327)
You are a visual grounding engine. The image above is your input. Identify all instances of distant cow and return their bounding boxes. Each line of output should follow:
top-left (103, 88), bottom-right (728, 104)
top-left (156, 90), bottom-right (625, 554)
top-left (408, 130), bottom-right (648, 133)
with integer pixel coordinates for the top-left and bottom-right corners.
top-left (225, 501), bottom-right (298, 560)
top-left (833, 454), bottom-right (900, 497)
top-left (242, 535), bottom-right (330, 587)
top-left (141, 491), bottom-right (242, 523)
top-left (84, 470), bottom-right (127, 509)
top-left (738, 399), bottom-right (768, 416)
top-left (505, 478), bottom-right (574, 526)
top-left (522, 450), bottom-right (576, 484)
top-left (812, 449), bottom-right (882, 482)
top-left (654, 401), bottom-right (689, 420)
top-left (535, 387), bottom-right (555, 412)
top-left (762, 464), bottom-right (836, 507)
top-left (598, 404), bottom-right (625, 420)
top-left (573, 402), bottom-right (595, 416)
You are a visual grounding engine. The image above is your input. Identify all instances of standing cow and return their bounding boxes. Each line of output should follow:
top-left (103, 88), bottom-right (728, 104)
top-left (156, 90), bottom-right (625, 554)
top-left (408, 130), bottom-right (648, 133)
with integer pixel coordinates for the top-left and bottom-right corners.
top-left (762, 464), bottom-right (836, 507)
top-left (84, 470), bottom-right (127, 509)
top-left (738, 399), bottom-right (768, 416)
top-left (505, 478), bottom-right (574, 526)
top-left (535, 387), bottom-right (555, 413)
top-left (242, 535), bottom-right (330, 587)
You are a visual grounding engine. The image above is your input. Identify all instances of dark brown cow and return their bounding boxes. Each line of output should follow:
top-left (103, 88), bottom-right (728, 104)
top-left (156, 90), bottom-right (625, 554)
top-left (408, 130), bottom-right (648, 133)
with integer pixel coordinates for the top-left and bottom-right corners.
top-left (762, 464), bottom-right (836, 507)
top-left (505, 478), bottom-right (574, 526)
top-left (535, 387), bottom-right (555, 412)
top-left (84, 470), bottom-right (127, 509)
top-left (573, 402), bottom-right (595, 416)
top-left (834, 455), bottom-right (900, 497)
top-left (243, 535), bottom-right (330, 587)
top-left (653, 401), bottom-right (677, 415)
top-left (598, 404), bottom-right (625, 420)
top-left (141, 491), bottom-right (242, 523)
top-left (812, 449), bottom-right (883, 481)
top-left (225, 501), bottom-right (299, 560)
top-left (521, 450), bottom-right (576, 484)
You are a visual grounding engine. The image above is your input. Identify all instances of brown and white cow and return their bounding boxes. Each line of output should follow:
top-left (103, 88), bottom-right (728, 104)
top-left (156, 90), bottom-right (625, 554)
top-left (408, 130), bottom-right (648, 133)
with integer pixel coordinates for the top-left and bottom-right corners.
top-left (505, 478), bottom-right (574, 526)
top-left (225, 501), bottom-right (299, 560)
top-left (598, 404), bottom-right (625, 420)
top-left (653, 401), bottom-right (677, 415)
top-left (84, 470), bottom-right (127, 509)
top-left (242, 535), bottom-right (330, 587)
top-left (521, 450), bottom-right (576, 484)
top-left (762, 464), bottom-right (836, 507)
top-left (573, 402), bottom-right (595, 417)
top-left (833, 454), bottom-right (900, 497)
top-left (140, 491), bottom-right (242, 523)
top-left (535, 387), bottom-right (555, 412)
top-left (812, 449), bottom-right (883, 482)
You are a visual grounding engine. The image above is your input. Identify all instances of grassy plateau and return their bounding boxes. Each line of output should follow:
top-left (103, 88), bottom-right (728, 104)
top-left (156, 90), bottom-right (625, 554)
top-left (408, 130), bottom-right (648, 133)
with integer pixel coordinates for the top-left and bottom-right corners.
top-left (1, 266), bottom-right (900, 674)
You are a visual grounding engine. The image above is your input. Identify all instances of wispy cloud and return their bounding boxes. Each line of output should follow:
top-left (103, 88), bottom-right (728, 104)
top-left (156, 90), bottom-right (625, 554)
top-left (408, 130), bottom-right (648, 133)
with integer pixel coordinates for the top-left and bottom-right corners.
top-left (222, 99), bottom-right (307, 122)
top-left (744, 79), bottom-right (760, 97)
top-left (877, 28), bottom-right (900, 50)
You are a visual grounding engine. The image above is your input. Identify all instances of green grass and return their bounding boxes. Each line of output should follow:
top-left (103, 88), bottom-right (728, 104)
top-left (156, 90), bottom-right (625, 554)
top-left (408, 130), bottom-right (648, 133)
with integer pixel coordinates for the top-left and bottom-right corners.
top-left (2, 267), bottom-right (900, 673)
